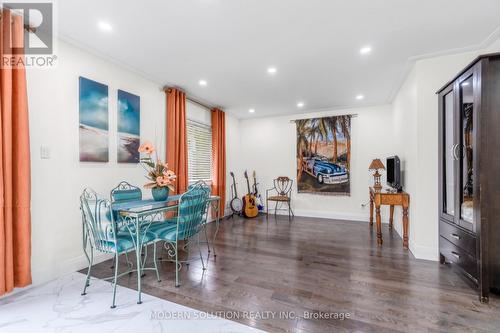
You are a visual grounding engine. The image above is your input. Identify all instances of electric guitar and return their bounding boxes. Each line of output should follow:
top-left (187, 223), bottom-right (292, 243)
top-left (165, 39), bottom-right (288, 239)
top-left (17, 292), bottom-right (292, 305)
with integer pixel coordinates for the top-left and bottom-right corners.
top-left (229, 172), bottom-right (243, 214)
top-left (252, 170), bottom-right (264, 211)
top-left (242, 170), bottom-right (259, 218)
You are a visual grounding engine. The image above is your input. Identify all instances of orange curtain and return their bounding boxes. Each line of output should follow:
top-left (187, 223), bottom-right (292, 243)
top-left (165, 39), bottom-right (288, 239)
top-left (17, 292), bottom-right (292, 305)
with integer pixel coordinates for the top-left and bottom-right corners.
top-left (165, 88), bottom-right (188, 194)
top-left (211, 108), bottom-right (226, 214)
top-left (0, 9), bottom-right (32, 296)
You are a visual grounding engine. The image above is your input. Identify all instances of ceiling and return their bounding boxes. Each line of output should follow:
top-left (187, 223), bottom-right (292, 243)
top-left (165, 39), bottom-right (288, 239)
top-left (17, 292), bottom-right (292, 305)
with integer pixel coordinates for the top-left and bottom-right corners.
top-left (57, 0), bottom-right (500, 119)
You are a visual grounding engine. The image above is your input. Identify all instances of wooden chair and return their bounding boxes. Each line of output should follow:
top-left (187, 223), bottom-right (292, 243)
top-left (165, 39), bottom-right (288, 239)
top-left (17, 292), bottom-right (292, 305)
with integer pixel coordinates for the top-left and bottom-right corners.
top-left (266, 177), bottom-right (294, 221)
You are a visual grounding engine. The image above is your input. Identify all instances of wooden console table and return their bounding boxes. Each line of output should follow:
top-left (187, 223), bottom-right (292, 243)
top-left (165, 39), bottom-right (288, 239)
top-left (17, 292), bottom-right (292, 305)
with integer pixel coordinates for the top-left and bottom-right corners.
top-left (369, 187), bottom-right (410, 249)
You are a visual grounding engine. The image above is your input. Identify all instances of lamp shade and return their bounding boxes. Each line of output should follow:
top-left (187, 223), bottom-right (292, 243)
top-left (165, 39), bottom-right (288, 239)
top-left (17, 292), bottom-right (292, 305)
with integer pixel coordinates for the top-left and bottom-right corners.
top-left (369, 158), bottom-right (385, 171)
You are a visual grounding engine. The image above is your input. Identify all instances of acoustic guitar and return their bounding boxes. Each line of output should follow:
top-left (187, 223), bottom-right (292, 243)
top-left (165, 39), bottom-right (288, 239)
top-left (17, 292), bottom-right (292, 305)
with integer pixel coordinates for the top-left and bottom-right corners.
top-left (242, 170), bottom-right (259, 218)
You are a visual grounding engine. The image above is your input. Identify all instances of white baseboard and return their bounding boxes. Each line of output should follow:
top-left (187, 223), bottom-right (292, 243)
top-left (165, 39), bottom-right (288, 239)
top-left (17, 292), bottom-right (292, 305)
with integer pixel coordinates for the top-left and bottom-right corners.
top-left (276, 208), bottom-right (391, 224)
top-left (409, 243), bottom-right (439, 261)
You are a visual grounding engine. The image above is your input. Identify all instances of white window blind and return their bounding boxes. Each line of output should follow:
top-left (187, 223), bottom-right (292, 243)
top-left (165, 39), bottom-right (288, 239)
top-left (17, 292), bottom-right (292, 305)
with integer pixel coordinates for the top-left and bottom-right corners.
top-left (187, 120), bottom-right (213, 182)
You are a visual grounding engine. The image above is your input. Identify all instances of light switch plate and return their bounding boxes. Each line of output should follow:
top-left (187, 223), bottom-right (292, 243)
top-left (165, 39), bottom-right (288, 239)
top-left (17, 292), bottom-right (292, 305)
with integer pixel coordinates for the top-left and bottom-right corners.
top-left (40, 145), bottom-right (51, 159)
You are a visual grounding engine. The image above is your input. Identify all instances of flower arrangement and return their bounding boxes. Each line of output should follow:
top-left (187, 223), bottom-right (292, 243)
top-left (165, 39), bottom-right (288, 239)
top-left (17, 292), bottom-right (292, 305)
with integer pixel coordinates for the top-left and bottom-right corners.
top-left (138, 141), bottom-right (176, 192)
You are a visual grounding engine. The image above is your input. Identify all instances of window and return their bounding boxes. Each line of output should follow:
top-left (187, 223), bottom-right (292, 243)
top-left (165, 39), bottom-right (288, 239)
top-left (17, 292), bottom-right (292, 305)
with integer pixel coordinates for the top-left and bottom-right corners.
top-left (187, 120), bottom-right (212, 183)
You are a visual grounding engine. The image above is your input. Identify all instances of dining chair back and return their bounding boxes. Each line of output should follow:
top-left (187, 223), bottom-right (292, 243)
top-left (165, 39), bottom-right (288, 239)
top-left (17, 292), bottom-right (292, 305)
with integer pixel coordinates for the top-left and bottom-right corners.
top-left (80, 188), bottom-right (118, 253)
top-left (110, 181), bottom-right (142, 202)
top-left (177, 182), bottom-right (211, 239)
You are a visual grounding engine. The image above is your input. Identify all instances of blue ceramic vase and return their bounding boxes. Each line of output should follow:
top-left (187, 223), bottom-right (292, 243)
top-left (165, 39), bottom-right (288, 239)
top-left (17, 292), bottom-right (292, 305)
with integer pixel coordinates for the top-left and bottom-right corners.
top-left (152, 187), bottom-right (169, 201)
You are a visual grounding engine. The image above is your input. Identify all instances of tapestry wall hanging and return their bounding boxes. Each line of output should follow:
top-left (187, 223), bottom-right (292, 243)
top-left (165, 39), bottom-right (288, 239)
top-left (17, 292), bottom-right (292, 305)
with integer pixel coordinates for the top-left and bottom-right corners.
top-left (117, 89), bottom-right (140, 163)
top-left (296, 115), bottom-right (351, 195)
top-left (79, 76), bottom-right (109, 162)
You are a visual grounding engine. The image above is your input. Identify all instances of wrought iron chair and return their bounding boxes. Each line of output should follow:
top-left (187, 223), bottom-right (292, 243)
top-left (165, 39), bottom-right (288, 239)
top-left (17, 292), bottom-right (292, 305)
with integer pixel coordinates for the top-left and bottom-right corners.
top-left (266, 176), bottom-right (294, 221)
top-left (80, 188), bottom-right (160, 308)
top-left (188, 181), bottom-right (216, 255)
top-left (151, 182), bottom-right (210, 287)
top-left (110, 181), bottom-right (150, 270)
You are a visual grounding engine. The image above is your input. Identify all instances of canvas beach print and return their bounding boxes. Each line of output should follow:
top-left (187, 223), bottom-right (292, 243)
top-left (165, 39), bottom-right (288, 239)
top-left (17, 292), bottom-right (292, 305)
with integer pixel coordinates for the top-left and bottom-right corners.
top-left (79, 77), bottom-right (109, 162)
top-left (117, 90), bottom-right (140, 163)
top-left (296, 115), bottom-right (352, 195)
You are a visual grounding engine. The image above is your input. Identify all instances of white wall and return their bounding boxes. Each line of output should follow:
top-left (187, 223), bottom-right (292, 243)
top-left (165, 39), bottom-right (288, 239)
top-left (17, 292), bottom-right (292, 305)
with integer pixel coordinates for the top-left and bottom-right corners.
top-left (27, 40), bottom-right (166, 285)
top-left (392, 66), bottom-right (418, 257)
top-left (234, 105), bottom-right (396, 222)
top-left (391, 37), bottom-right (500, 260)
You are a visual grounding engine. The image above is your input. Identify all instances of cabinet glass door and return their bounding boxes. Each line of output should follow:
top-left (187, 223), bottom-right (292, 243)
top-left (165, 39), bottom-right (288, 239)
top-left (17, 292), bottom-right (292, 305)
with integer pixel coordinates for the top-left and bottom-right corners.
top-left (442, 90), bottom-right (456, 219)
top-left (458, 75), bottom-right (475, 231)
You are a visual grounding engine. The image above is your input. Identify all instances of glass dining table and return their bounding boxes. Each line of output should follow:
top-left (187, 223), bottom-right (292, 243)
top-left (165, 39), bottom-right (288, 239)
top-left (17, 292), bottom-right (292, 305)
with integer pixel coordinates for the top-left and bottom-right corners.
top-left (111, 194), bottom-right (220, 304)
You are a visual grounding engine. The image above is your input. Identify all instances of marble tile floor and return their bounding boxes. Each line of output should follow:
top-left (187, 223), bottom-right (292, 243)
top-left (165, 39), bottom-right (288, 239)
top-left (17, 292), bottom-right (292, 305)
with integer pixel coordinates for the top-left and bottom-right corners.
top-left (0, 272), bottom-right (265, 333)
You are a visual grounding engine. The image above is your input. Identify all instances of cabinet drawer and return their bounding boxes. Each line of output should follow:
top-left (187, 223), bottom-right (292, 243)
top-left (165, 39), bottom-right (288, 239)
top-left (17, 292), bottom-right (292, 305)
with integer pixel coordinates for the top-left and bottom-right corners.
top-left (440, 236), bottom-right (478, 280)
top-left (439, 220), bottom-right (476, 256)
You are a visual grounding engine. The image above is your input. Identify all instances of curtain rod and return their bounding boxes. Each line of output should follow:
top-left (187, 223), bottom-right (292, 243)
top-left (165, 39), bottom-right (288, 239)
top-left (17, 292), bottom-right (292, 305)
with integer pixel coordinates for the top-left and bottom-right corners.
top-left (289, 113), bottom-right (358, 123)
top-left (164, 86), bottom-right (215, 110)
top-left (187, 97), bottom-right (213, 111)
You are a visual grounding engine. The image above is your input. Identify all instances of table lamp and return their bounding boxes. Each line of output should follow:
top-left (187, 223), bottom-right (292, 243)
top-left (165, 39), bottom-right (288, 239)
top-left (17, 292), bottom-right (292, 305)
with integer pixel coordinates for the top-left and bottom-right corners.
top-left (369, 159), bottom-right (385, 192)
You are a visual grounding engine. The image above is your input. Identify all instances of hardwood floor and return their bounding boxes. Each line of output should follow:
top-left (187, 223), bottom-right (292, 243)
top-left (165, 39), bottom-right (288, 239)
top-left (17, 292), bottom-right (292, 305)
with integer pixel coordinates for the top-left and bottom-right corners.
top-left (85, 215), bottom-right (500, 333)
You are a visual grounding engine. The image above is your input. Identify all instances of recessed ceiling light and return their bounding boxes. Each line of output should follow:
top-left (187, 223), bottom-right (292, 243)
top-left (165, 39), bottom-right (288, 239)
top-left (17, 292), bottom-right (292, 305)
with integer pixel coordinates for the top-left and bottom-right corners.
top-left (198, 79), bottom-right (207, 86)
top-left (267, 67), bottom-right (277, 75)
top-left (360, 46), bottom-right (372, 55)
top-left (297, 102), bottom-right (305, 108)
top-left (98, 21), bottom-right (113, 32)
top-left (249, 108), bottom-right (255, 113)
top-left (356, 94), bottom-right (365, 100)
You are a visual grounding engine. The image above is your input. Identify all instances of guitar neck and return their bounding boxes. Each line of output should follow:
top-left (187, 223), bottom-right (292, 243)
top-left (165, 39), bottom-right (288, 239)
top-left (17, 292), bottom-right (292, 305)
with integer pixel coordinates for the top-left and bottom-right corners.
top-left (231, 176), bottom-right (238, 197)
top-left (245, 174), bottom-right (251, 194)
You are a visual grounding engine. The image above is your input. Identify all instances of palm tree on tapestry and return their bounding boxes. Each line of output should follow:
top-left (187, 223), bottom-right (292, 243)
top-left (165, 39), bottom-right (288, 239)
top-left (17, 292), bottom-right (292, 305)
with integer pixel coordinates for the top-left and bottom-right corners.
top-left (326, 117), bottom-right (339, 162)
top-left (296, 119), bottom-right (311, 182)
top-left (310, 118), bottom-right (329, 155)
top-left (339, 115), bottom-right (351, 172)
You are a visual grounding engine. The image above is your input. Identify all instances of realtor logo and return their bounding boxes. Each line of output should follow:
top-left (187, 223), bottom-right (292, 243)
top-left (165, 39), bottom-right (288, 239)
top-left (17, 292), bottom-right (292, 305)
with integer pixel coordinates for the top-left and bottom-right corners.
top-left (4, 2), bottom-right (53, 54)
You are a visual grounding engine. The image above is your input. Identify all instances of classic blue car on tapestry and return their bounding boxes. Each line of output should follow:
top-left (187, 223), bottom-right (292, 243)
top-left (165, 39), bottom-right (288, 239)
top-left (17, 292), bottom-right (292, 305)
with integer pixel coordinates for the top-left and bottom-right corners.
top-left (303, 157), bottom-right (349, 184)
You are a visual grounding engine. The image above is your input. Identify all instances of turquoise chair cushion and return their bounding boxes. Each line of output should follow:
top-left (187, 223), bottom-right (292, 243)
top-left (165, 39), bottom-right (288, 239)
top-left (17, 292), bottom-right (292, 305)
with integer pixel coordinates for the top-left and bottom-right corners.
top-left (99, 230), bottom-right (155, 253)
top-left (150, 223), bottom-right (194, 242)
top-left (111, 189), bottom-right (142, 202)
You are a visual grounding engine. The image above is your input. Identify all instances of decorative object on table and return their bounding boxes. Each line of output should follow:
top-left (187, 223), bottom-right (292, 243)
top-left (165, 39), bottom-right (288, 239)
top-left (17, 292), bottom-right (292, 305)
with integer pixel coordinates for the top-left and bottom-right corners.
top-left (117, 90), bottom-right (140, 163)
top-left (79, 76), bottom-right (109, 162)
top-left (266, 176), bottom-right (294, 221)
top-left (295, 115), bottom-right (351, 195)
top-left (368, 158), bottom-right (385, 192)
top-left (386, 156), bottom-right (402, 192)
top-left (242, 170), bottom-right (259, 218)
top-left (138, 141), bottom-right (176, 201)
top-left (229, 171), bottom-right (243, 216)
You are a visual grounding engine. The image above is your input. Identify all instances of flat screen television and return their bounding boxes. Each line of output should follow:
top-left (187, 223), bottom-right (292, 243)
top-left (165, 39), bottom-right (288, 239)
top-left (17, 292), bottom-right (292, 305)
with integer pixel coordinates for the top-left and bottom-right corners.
top-left (386, 156), bottom-right (402, 191)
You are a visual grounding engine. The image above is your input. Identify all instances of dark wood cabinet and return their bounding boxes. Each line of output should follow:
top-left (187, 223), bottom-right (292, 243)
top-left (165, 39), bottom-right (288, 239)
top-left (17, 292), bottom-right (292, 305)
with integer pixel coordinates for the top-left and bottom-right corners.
top-left (438, 53), bottom-right (500, 303)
